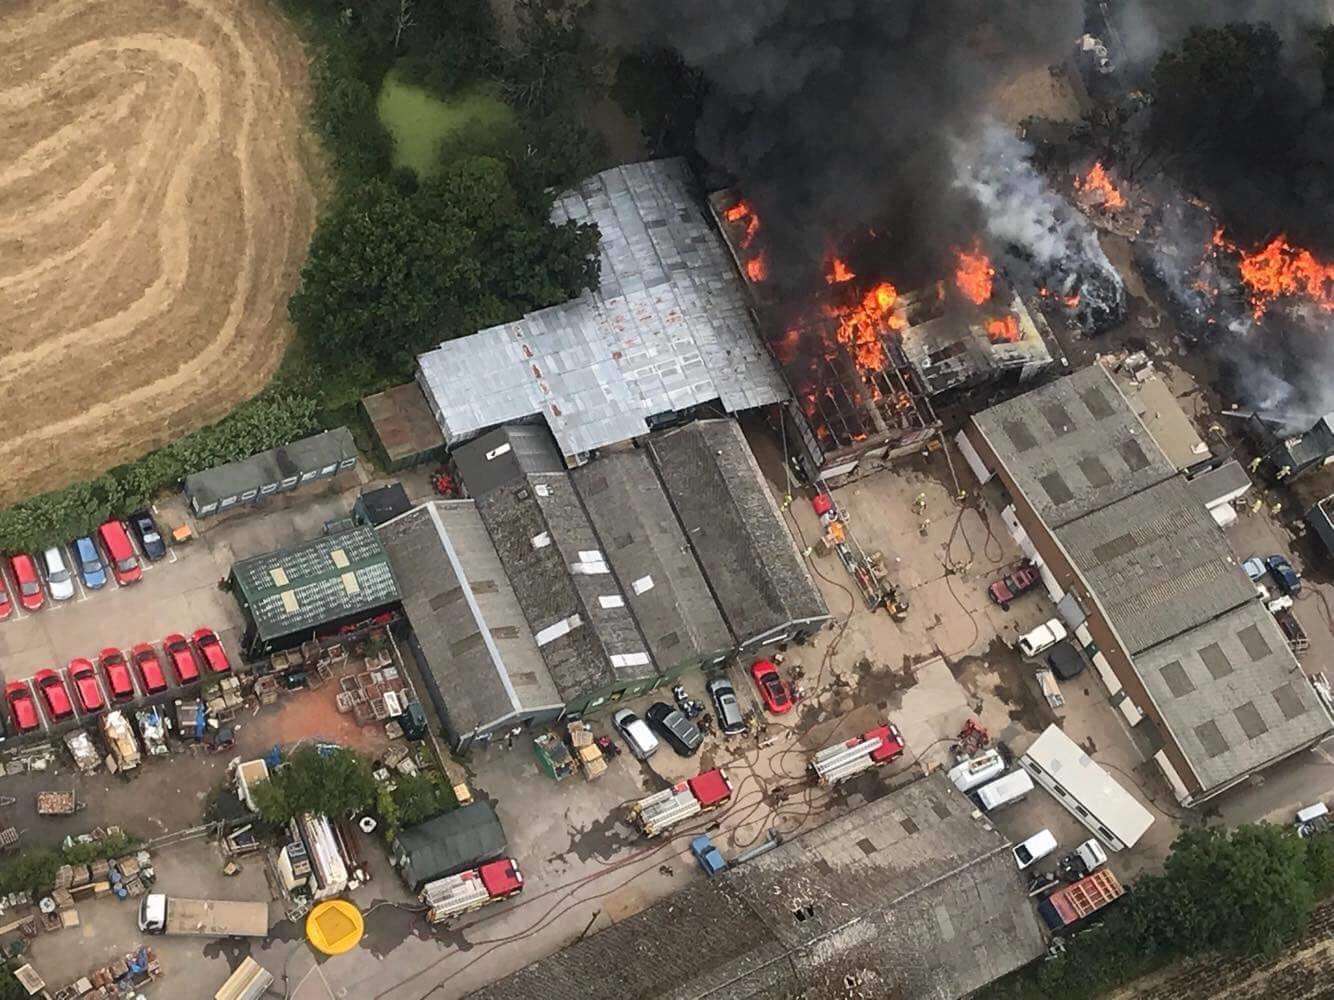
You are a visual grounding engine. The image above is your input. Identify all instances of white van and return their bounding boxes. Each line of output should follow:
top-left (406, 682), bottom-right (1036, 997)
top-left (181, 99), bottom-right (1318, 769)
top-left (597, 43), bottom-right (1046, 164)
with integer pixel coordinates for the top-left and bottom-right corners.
top-left (1018, 618), bottom-right (1068, 657)
top-left (948, 749), bottom-right (1006, 793)
top-left (976, 769), bottom-right (1035, 811)
top-left (1012, 829), bottom-right (1057, 870)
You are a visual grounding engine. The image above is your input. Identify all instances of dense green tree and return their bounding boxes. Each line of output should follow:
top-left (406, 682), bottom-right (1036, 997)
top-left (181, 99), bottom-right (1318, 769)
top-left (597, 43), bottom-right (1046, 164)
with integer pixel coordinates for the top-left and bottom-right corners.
top-left (613, 47), bottom-right (706, 157)
top-left (253, 747), bottom-right (377, 825)
top-left (1150, 23), bottom-right (1293, 162)
top-left (505, 0), bottom-right (604, 118)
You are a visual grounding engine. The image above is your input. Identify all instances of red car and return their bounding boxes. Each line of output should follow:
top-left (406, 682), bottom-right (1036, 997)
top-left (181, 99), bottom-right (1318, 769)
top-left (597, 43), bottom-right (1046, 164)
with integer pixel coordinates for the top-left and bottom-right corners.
top-left (192, 628), bottom-right (231, 674)
top-left (164, 633), bottom-right (200, 684)
top-left (0, 576), bottom-right (11, 621)
top-left (987, 563), bottom-right (1042, 609)
top-left (131, 643), bottom-right (168, 694)
top-left (9, 554), bottom-right (44, 612)
top-left (750, 659), bottom-right (794, 714)
top-left (97, 519), bottom-right (141, 586)
top-left (5, 682), bottom-right (39, 733)
top-left (98, 648), bottom-right (135, 701)
top-left (33, 668), bottom-right (73, 721)
top-left (69, 658), bottom-right (105, 714)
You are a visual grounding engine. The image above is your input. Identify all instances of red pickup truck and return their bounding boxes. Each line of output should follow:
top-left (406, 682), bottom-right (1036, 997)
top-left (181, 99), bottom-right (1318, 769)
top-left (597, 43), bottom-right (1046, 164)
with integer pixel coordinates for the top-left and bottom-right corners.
top-left (988, 564), bottom-right (1042, 609)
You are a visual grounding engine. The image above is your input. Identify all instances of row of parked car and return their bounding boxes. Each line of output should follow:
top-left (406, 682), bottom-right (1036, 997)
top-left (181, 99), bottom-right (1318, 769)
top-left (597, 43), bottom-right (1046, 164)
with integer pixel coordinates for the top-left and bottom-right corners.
top-left (3, 628), bottom-right (230, 735)
top-left (0, 513), bottom-right (166, 618)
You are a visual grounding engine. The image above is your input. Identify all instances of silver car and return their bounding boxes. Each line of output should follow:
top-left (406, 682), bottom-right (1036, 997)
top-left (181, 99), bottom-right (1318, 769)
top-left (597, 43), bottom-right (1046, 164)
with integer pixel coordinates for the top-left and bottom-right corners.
top-left (41, 547), bottom-right (75, 601)
top-left (707, 679), bottom-right (746, 735)
top-left (612, 709), bottom-right (660, 760)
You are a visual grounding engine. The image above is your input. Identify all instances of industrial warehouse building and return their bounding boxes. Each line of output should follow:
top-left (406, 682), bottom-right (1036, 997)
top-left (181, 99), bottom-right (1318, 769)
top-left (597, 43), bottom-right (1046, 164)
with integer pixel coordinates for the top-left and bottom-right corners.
top-left (415, 159), bottom-right (788, 465)
top-left (466, 773), bottom-right (1046, 1000)
top-left (184, 427), bottom-right (358, 518)
top-left (230, 525), bottom-right (400, 658)
top-left (378, 421), bottom-right (828, 749)
top-left (963, 364), bottom-right (1334, 805)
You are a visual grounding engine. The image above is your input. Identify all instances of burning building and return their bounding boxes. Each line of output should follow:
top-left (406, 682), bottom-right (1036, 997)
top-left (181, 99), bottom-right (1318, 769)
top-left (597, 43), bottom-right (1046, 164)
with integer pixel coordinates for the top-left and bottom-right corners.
top-left (709, 193), bottom-right (1053, 481)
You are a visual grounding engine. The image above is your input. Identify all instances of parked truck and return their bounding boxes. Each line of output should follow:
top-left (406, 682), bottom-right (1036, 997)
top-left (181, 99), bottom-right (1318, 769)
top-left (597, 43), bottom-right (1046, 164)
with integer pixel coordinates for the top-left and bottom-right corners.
top-left (421, 858), bottom-right (523, 924)
top-left (628, 769), bottom-right (733, 837)
top-left (135, 707), bottom-right (169, 757)
top-left (138, 893), bottom-right (270, 938)
top-left (101, 710), bottom-right (141, 772)
top-left (808, 723), bottom-right (905, 786)
top-left (1037, 870), bottom-right (1125, 932)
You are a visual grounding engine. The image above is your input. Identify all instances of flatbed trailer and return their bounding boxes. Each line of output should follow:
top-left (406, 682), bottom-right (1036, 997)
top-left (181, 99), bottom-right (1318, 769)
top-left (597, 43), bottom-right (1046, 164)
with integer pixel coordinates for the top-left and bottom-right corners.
top-left (1038, 870), bottom-right (1125, 931)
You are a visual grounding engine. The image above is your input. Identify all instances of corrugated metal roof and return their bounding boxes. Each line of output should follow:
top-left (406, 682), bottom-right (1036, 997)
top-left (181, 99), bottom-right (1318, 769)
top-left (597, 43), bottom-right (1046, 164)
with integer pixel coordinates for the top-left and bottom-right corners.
top-left (1136, 601), bottom-right (1332, 792)
top-left (417, 159), bottom-right (787, 459)
top-left (466, 774), bottom-right (1045, 1000)
top-left (185, 428), bottom-right (356, 508)
top-left (231, 526), bottom-right (398, 641)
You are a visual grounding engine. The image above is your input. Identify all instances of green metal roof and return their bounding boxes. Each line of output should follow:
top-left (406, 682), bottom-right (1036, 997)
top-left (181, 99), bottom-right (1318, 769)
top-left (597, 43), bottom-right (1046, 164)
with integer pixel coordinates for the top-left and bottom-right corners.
top-left (232, 527), bottom-right (399, 641)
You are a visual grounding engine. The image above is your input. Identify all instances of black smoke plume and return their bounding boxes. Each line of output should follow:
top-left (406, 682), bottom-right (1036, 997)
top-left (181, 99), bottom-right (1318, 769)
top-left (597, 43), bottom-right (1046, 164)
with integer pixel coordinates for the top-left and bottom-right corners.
top-left (606, 0), bottom-right (1087, 298)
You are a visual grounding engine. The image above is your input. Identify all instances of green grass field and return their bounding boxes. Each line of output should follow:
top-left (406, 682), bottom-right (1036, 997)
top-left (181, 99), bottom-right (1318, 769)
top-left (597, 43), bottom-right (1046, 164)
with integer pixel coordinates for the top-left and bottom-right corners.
top-left (377, 69), bottom-right (515, 178)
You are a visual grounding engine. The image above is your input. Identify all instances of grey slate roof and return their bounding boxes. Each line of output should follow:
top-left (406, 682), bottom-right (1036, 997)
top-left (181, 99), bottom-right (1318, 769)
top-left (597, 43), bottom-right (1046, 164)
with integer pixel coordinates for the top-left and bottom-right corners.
top-left (394, 802), bottom-right (506, 890)
top-left (377, 503), bottom-right (561, 739)
top-left (571, 451), bottom-right (734, 669)
top-left (1135, 601), bottom-right (1331, 793)
top-left (972, 365), bottom-right (1176, 528)
top-left (648, 420), bottom-right (829, 645)
top-left (231, 527), bottom-right (398, 642)
top-left (477, 474), bottom-right (655, 700)
top-left (467, 773), bottom-right (1046, 1000)
top-left (416, 159), bottom-right (787, 460)
top-left (452, 425), bottom-right (565, 498)
top-left (1054, 476), bottom-right (1256, 655)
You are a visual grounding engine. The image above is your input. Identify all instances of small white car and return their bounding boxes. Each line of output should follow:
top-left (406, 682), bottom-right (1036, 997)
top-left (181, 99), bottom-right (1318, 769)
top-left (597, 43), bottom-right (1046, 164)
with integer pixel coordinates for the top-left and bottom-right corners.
top-left (1013, 829), bottom-right (1058, 870)
top-left (41, 547), bottom-right (75, 601)
top-left (1018, 618), bottom-right (1067, 657)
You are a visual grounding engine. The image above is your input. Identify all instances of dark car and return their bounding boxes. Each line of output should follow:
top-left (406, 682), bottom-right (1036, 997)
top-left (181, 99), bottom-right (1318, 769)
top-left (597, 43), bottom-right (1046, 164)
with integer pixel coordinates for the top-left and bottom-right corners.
top-left (129, 510), bottom-right (167, 561)
top-left (1266, 555), bottom-right (1302, 596)
top-left (645, 702), bottom-right (703, 756)
top-left (1045, 642), bottom-right (1085, 681)
top-left (987, 563), bottom-right (1042, 609)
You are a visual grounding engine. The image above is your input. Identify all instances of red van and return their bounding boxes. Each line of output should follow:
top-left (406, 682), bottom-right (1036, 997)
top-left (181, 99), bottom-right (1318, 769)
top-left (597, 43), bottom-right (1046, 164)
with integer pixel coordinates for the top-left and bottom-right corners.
top-left (97, 520), bottom-right (142, 586)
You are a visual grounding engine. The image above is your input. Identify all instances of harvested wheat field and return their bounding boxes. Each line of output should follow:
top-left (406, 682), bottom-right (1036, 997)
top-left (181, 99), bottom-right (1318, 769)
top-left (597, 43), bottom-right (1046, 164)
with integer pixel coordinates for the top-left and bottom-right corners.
top-left (0, 0), bottom-right (317, 507)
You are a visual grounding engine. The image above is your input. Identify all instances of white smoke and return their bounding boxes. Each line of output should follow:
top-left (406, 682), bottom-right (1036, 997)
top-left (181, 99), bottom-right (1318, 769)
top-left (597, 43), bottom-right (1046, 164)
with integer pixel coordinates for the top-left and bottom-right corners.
top-left (953, 120), bottom-right (1126, 331)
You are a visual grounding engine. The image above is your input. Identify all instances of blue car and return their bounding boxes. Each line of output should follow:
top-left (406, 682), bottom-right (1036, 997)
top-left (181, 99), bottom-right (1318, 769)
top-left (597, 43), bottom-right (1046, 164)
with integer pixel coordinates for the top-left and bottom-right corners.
top-left (72, 536), bottom-right (107, 590)
top-left (1266, 555), bottom-right (1302, 596)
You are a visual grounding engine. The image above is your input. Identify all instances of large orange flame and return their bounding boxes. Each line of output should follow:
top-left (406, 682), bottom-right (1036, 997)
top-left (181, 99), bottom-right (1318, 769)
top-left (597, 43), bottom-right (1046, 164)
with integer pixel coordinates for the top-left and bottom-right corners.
top-left (985, 315), bottom-right (1021, 343)
top-left (954, 246), bottom-right (994, 305)
top-left (1076, 162), bottom-right (1126, 211)
top-left (826, 282), bottom-right (906, 373)
top-left (746, 254), bottom-right (769, 283)
top-left (1211, 230), bottom-right (1334, 319)
top-left (725, 199), bottom-right (767, 281)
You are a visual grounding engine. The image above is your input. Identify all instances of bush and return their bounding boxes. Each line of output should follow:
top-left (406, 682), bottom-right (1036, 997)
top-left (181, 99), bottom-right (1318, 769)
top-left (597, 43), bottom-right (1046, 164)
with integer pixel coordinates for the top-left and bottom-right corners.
top-left (253, 747), bottom-right (377, 825)
top-left (0, 849), bottom-right (61, 898)
top-left (62, 832), bottom-right (140, 866)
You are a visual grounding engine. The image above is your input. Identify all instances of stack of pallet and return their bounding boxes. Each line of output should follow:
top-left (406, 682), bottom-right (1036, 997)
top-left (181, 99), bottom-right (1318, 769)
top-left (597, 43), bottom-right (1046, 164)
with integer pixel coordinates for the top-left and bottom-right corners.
top-left (204, 676), bottom-right (245, 718)
top-left (567, 723), bottom-right (606, 780)
top-left (50, 945), bottom-right (160, 1000)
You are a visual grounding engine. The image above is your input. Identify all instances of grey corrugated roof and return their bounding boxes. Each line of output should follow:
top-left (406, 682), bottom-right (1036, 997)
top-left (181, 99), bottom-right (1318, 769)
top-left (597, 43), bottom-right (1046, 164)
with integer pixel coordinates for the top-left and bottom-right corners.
top-left (476, 475), bottom-right (655, 700)
top-left (466, 773), bottom-right (1045, 1000)
top-left (185, 427), bottom-right (356, 507)
top-left (231, 526), bottom-right (398, 642)
top-left (571, 451), bottom-right (734, 669)
top-left (1184, 459), bottom-right (1252, 508)
top-left (416, 159), bottom-right (787, 460)
top-left (1054, 476), bottom-right (1256, 655)
top-left (1280, 415), bottom-right (1334, 472)
top-left (452, 425), bottom-right (566, 497)
top-left (1135, 601), bottom-right (1332, 793)
top-left (972, 365), bottom-right (1176, 528)
top-left (394, 803), bottom-right (506, 890)
top-left (648, 420), bottom-right (828, 645)
top-left (377, 503), bottom-right (561, 738)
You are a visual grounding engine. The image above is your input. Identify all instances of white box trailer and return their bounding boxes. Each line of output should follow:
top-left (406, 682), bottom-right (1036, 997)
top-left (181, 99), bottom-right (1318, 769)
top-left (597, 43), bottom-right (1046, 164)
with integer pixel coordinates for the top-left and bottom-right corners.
top-left (1020, 725), bottom-right (1153, 851)
top-left (948, 749), bottom-right (1007, 792)
top-left (298, 813), bottom-right (349, 900)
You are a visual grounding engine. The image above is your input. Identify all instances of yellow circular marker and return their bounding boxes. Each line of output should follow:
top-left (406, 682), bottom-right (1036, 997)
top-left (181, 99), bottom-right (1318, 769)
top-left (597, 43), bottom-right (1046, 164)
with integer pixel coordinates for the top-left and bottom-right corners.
top-left (306, 899), bottom-right (364, 955)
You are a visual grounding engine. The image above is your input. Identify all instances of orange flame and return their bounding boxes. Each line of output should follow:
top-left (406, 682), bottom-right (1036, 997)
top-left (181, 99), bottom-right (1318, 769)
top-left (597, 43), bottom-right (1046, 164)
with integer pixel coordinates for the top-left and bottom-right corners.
top-left (954, 245), bottom-right (994, 305)
top-left (827, 257), bottom-right (856, 284)
top-left (985, 315), bottom-right (1021, 343)
top-left (1076, 162), bottom-right (1126, 211)
top-left (1237, 235), bottom-right (1334, 319)
top-left (746, 254), bottom-right (769, 283)
top-left (827, 281), bottom-right (906, 373)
